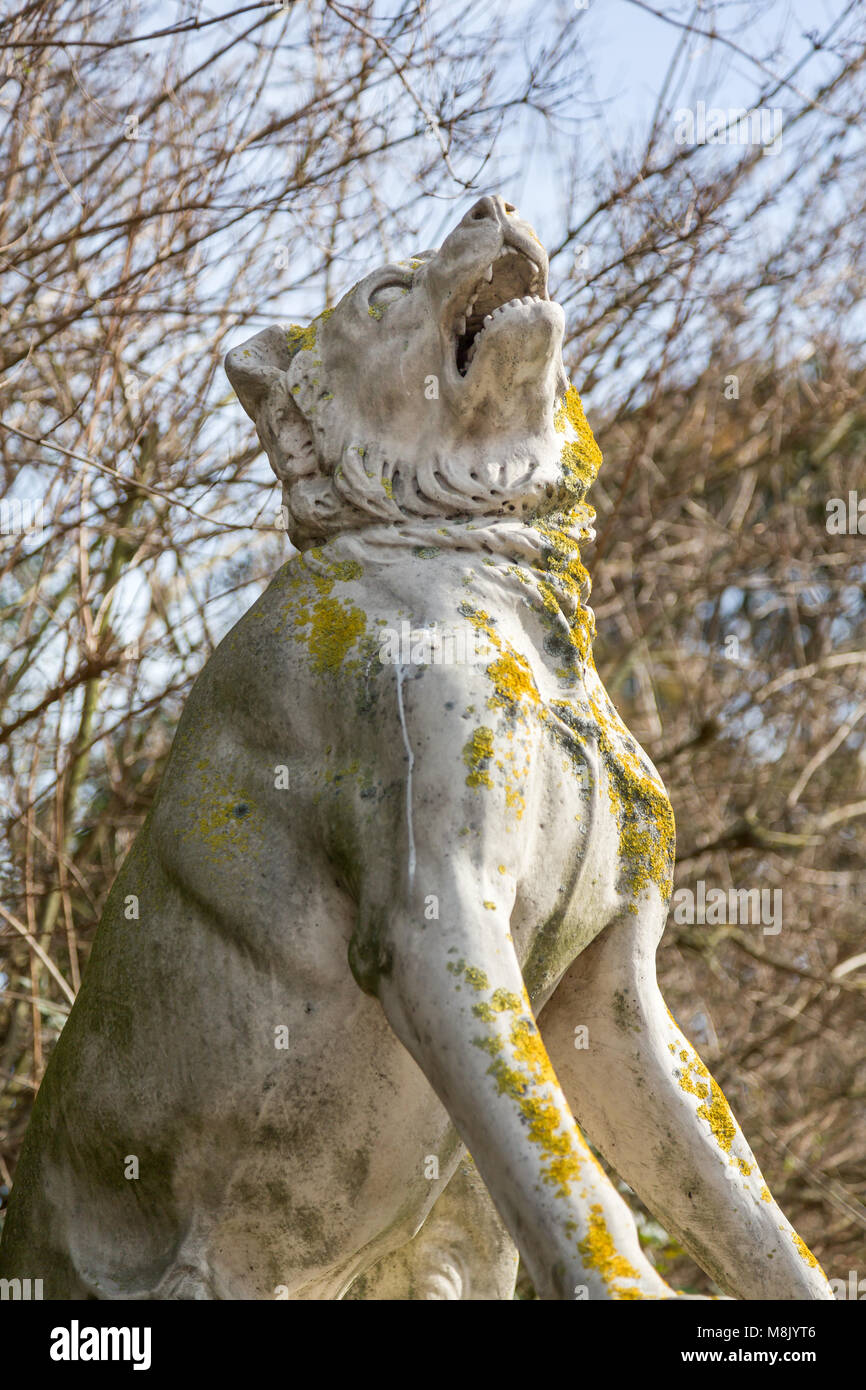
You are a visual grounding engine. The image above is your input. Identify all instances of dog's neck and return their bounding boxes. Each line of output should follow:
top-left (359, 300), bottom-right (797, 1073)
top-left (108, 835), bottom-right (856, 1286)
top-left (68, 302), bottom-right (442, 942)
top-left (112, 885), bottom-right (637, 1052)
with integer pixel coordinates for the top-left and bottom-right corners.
top-left (300, 512), bottom-right (597, 664)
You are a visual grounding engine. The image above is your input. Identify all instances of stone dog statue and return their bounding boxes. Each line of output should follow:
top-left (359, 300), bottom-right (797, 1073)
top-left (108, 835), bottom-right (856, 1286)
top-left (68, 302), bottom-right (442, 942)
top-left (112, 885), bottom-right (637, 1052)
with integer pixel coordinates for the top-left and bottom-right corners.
top-left (0, 196), bottom-right (833, 1300)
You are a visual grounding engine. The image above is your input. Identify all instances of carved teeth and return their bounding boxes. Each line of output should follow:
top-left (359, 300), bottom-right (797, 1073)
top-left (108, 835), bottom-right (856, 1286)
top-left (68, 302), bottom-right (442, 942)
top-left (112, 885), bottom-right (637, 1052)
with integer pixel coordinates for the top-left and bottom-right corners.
top-left (458, 286), bottom-right (545, 377)
top-left (462, 250), bottom-right (547, 324)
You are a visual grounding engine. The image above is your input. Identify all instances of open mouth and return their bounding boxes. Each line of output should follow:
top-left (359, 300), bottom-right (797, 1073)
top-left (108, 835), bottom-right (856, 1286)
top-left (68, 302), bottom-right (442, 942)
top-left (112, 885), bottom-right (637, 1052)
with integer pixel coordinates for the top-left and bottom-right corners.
top-left (453, 245), bottom-right (547, 377)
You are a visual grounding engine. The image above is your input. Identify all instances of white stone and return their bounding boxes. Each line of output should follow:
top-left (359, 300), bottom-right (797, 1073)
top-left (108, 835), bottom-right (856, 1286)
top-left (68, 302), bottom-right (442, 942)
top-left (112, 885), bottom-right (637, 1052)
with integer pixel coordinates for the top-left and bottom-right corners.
top-left (0, 196), bottom-right (833, 1301)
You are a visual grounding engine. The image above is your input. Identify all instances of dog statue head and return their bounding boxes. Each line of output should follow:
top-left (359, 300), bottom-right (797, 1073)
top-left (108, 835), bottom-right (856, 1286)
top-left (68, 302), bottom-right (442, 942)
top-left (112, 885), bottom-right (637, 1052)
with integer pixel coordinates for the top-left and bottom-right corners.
top-left (225, 195), bottom-right (602, 551)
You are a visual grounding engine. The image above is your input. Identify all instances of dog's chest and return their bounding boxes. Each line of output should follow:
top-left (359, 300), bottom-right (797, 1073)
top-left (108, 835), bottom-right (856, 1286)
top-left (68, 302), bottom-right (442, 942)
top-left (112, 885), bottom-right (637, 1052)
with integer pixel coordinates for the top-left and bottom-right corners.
top-left (501, 657), bottom-right (676, 1002)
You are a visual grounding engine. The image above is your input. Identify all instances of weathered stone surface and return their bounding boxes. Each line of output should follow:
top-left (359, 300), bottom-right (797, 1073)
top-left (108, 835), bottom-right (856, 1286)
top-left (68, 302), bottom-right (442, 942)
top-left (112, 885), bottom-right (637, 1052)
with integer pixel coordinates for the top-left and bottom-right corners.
top-left (0, 196), bottom-right (833, 1299)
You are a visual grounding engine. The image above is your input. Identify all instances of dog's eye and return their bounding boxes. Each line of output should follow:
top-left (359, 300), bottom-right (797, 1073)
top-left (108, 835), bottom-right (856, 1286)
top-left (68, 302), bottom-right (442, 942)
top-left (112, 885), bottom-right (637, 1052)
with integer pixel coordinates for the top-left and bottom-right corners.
top-left (367, 280), bottom-right (411, 317)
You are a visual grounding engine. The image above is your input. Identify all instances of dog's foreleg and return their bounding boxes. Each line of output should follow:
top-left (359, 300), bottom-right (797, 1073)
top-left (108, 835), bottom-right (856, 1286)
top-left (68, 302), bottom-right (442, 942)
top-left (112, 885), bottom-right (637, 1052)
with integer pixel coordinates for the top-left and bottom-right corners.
top-left (368, 881), bottom-right (672, 1300)
top-left (540, 907), bottom-right (835, 1299)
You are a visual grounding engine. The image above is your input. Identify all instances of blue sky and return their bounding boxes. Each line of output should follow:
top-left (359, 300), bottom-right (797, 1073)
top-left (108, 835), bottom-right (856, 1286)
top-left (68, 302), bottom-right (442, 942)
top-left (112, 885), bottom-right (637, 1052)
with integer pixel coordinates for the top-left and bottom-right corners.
top-left (414, 0), bottom-right (853, 247)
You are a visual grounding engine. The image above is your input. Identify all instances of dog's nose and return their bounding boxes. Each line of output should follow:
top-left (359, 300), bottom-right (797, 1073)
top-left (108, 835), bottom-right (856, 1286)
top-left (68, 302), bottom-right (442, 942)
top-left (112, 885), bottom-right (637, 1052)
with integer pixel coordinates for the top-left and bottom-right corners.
top-left (462, 194), bottom-right (517, 227)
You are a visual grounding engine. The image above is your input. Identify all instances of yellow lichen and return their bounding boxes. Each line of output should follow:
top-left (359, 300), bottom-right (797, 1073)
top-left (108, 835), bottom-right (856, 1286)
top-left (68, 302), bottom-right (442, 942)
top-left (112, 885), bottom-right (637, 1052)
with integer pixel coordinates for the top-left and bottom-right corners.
top-left (510, 1016), bottom-right (549, 1076)
top-left (676, 1049), bottom-right (738, 1154)
top-left (577, 1204), bottom-right (643, 1296)
top-left (285, 307), bottom-right (334, 355)
top-left (552, 685), bottom-right (676, 905)
top-left (486, 648), bottom-right (541, 714)
top-left (553, 384), bottom-right (603, 481)
top-left (304, 595), bottom-right (366, 674)
top-left (486, 1048), bottom-right (585, 1196)
top-left (308, 551), bottom-right (363, 583)
top-left (470, 998), bottom-right (586, 1197)
top-left (179, 769), bottom-right (260, 866)
top-left (457, 619), bottom-right (535, 816)
top-left (490, 988), bottom-right (522, 1014)
top-left (447, 959), bottom-right (491, 993)
top-left (464, 965), bottom-right (489, 991)
top-left (792, 1232), bottom-right (819, 1268)
top-left (463, 726), bottom-right (495, 789)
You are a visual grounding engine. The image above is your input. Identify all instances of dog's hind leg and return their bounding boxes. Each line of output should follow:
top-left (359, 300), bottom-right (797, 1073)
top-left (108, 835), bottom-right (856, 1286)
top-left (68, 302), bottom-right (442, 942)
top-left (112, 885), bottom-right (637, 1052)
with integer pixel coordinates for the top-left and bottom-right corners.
top-left (539, 903), bottom-right (834, 1299)
top-left (342, 1157), bottom-right (518, 1300)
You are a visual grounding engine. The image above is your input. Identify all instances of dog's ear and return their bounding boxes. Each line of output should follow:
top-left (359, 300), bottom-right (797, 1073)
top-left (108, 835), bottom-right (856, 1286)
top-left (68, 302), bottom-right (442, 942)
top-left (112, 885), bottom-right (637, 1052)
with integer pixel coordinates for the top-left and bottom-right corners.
top-left (225, 326), bottom-right (317, 484)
